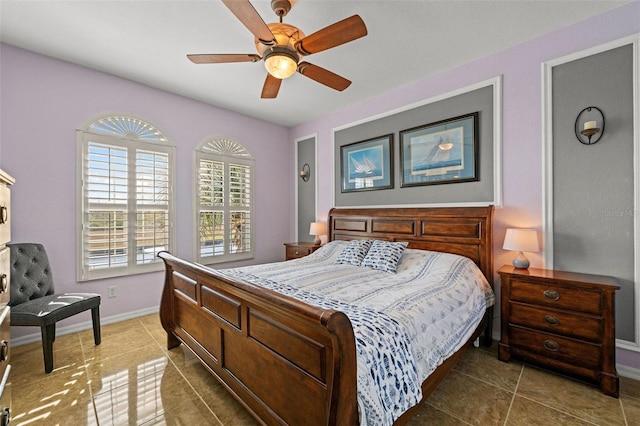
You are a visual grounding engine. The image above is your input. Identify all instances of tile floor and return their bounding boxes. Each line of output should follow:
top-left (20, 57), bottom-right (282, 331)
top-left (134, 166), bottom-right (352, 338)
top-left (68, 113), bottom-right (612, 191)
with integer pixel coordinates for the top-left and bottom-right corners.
top-left (10, 314), bottom-right (640, 425)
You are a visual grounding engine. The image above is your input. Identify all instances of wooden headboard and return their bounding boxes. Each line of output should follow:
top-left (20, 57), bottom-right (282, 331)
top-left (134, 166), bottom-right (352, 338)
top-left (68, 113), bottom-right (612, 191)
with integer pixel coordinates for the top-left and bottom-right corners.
top-left (328, 206), bottom-right (494, 284)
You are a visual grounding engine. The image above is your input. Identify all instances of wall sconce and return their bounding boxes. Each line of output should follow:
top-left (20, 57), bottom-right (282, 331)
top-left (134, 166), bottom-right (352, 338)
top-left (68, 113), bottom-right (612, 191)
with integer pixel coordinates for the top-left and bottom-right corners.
top-left (503, 228), bottom-right (539, 269)
top-left (309, 222), bottom-right (326, 245)
top-left (575, 106), bottom-right (605, 145)
top-left (299, 163), bottom-right (310, 182)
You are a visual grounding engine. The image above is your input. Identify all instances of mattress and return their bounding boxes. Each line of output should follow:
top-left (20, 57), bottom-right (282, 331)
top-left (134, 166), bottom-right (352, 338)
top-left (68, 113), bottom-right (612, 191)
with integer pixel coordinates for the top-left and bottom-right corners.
top-left (221, 240), bottom-right (494, 425)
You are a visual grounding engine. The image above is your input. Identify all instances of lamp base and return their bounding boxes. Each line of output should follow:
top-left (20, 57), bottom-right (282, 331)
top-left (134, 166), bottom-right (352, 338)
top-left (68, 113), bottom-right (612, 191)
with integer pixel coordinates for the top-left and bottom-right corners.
top-left (313, 236), bottom-right (321, 245)
top-left (512, 252), bottom-right (530, 269)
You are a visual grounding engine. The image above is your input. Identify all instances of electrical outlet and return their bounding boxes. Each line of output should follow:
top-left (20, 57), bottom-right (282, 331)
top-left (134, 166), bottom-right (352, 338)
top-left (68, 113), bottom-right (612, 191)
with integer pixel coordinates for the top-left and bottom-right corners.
top-left (108, 286), bottom-right (117, 298)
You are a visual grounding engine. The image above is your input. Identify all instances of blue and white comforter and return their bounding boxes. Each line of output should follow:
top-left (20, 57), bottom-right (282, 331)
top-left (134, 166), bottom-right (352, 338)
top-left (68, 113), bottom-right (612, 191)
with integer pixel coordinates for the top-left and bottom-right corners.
top-left (221, 241), bottom-right (495, 425)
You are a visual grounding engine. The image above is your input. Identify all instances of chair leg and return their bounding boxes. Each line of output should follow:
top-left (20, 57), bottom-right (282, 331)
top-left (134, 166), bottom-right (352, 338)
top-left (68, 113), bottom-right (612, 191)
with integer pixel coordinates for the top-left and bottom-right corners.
top-left (91, 306), bottom-right (101, 346)
top-left (41, 324), bottom-right (56, 374)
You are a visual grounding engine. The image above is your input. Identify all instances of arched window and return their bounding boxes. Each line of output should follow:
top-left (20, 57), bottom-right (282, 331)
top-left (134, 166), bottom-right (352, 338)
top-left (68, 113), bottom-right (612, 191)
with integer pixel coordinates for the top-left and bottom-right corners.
top-left (195, 137), bottom-right (254, 264)
top-left (76, 115), bottom-right (175, 281)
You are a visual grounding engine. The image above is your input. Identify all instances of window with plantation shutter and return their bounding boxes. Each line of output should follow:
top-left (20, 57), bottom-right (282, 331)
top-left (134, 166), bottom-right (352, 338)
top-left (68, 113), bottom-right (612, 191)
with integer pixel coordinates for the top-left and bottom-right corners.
top-left (77, 115), bottom-right (175, 281)
top-left (195, 137), bottom-right (254, 264)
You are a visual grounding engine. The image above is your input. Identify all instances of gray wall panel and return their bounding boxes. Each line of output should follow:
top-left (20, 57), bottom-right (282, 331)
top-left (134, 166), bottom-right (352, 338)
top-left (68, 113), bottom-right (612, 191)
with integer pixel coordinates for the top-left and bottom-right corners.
top-left (297, 137), bottom-right (316, 242)
top-left (334, 86), bottom-right (494, 206)
top-left (552, 44), bottom-right (634, 341)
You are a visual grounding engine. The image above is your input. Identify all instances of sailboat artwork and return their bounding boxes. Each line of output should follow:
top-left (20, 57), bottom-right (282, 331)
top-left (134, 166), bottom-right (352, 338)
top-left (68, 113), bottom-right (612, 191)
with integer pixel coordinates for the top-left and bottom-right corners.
top-left (410, 127), bottom-right (464, 176)
top-left (347, 147), bottom-right (384, 181)
top-left (341, 134), bottom-right (393, 192)
top-left (351, 156), bottom-right (377, 175)
top-left (400, 112), bottom-right (478, 187)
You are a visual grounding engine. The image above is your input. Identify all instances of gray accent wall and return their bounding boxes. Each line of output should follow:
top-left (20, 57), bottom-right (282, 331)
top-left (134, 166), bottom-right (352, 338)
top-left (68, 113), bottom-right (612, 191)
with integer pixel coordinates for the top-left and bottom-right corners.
top-left (297, 137), bottom-right (316, 242)
top-left (334, 86), bottom-right (494, 206)
top-left (552, 44), bottom-right (635, 341)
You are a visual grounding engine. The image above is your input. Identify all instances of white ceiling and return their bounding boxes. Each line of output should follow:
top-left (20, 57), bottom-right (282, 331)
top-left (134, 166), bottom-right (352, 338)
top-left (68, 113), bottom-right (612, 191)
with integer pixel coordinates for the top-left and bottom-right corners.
top-left (0, 0), bottom-right (629, 127)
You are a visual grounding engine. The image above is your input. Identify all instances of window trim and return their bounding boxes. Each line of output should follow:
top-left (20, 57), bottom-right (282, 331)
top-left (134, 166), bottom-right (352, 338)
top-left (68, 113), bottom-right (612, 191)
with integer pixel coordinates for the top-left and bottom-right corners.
top-left (76, 116), bottom-right (176, 281)
top-left (194, 137), bottom-right (254, 264)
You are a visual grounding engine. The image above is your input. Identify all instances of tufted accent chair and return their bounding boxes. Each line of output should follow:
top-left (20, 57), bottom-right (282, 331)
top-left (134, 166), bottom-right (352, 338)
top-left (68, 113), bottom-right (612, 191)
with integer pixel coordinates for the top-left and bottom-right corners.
top-left (9, 243), bottom-right (101, 373)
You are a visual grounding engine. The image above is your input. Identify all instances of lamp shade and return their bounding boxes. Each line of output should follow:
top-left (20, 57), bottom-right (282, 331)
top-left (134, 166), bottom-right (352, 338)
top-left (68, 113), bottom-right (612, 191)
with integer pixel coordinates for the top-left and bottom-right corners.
top-left (309, 222), bottom-right (326, 236)
top-left (503, 228), bottom-right (539, 253)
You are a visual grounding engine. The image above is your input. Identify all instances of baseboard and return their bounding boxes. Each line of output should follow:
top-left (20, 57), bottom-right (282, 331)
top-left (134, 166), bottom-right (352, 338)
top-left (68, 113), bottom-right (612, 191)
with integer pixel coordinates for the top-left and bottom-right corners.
top-left (617, 363), bottom-right (640, 381)
top-left (12, 306), bottom-right (159, 347)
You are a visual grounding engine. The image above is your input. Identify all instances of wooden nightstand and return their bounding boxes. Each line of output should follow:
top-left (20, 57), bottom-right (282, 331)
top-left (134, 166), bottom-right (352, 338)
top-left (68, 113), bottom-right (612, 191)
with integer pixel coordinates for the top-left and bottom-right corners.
top-left (284, 242), bottom-right (320, 260)
top-left (498, 265), bottom-right (620, 397)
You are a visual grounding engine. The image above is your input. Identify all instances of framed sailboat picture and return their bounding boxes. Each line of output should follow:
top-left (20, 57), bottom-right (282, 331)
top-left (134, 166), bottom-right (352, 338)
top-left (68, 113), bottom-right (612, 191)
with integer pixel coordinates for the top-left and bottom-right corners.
top-left (340, 134), bottom-right (393, 193)
top-left (400, 112), bottom-right (478, 187)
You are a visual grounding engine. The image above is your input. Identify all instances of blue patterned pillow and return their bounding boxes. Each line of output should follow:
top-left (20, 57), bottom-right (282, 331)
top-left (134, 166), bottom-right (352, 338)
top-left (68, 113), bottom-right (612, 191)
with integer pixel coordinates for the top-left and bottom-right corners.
top-left (361, 240), bottom-right (409, 273)
top-left (335, 240), bottom-right (373, 266)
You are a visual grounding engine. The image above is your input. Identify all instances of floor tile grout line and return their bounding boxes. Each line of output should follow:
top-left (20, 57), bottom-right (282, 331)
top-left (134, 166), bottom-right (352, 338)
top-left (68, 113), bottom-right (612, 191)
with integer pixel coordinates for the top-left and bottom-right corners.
top-left (518, 366), bottom-right (626, 425)
top-left (79, 327), bottom-right (102, 425)
top-left (514, 365), bottom-right (603, 426)
top-left (423, 367), bottom-right (509, 425)
top-left (619, 397), bottom-right (629, 426)
top-left (423, 402), bottom-right (474, 426)
top-left (619, 390), bottom-right (640, 402)
top-left (423, 399), bottom-right (475, 425)
top-left (163, 345), bottom-right (226, 426)
top-left (511, 393), bottom-right (601, 426)
top-left (15, 316), bottom-right (638, 426)
top-left (150, 318), bottom-right (226, 426)
top-left (84, 317), bottom-right (168, 425)
top-left (453, 367), bottom-right (523, 395)
top-left (501, 363), bottom-right (523, 426)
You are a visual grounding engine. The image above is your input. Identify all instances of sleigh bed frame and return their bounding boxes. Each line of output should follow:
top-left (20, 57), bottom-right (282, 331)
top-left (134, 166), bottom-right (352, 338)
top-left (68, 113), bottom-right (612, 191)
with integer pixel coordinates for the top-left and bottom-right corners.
top-left (158, 206), bottom-right (494, 425)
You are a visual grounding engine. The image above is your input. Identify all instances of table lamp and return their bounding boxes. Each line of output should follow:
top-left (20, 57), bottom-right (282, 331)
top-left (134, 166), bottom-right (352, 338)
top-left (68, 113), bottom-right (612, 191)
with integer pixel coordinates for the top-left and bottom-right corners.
top-left (309, 222), bottom-right (326, 245)
top-left (503, 228), bottom-right (539, 269)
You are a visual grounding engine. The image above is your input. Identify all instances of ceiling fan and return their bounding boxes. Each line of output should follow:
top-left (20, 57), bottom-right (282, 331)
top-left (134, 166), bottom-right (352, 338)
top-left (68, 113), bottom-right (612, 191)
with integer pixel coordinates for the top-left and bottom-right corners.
top-left (188, 0), bottom-right (368, 98)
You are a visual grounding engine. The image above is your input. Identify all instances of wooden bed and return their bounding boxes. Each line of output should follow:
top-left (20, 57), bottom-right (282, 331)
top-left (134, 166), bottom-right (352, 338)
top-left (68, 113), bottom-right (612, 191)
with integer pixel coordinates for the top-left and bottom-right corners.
top-left (158, 206), bottom-right (494, 425)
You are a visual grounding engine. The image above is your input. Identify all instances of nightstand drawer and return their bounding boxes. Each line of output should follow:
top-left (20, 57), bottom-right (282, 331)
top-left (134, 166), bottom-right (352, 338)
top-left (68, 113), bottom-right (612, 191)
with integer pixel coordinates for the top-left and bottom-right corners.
top-left (284, 242), bottom-right (320, 260)
top-left (286, 246), bottom-right (312, 259)
top-left (508, 301), bottom-right (602, 342)
top-left (499, 265), bottom-right (619, 397)
top-left (510, 279), bottom-right (602, 315)
top-left (510, 325), bottom-right (601, 370)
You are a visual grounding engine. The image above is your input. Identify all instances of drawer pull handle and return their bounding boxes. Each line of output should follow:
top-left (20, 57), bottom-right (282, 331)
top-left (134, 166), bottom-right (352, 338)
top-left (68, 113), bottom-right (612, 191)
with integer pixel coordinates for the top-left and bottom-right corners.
top-left (543, 315), bottom-right (560, 326)
top-left (0, 206), bottom-right (6, 225)
top-left (543, 339), bottom-right (560, 352)
top-left (0, 275), bottom-right (6, 293)
top-left (543, 290), bottom-right (560, 301)
top-left (0, 407), bottom-right (8, 426)
top-left (0, 340), bottom-right (8, 361)
top-left (294, 250), bottom-right (299, 256)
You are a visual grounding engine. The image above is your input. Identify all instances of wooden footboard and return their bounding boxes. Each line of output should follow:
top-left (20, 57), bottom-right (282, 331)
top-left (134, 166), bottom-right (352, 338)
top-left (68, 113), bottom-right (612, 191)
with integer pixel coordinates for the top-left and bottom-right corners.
top-left (158, 206), bottom-right (494, 425)
top-left (158, 251), bottom-right (359, 426)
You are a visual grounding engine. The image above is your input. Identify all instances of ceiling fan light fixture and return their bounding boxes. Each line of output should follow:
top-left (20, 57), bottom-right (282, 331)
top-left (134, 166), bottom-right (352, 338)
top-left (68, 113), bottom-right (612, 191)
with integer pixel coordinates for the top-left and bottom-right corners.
top-left (263, 47), bottom-right (299, 79)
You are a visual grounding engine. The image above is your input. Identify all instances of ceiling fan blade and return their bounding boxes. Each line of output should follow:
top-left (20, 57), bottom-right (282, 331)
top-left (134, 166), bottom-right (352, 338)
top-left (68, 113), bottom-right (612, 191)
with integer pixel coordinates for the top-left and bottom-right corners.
top-left (297, 62), bottom-right (351, 91)
top-left (261, 74), bottom-right (282, 98)
top-left (296, 15), bottom-right (367, 55)
top-left (187, 54), bottom-right (261, 64)
top-left (221, 0), bottom-right (276, 46)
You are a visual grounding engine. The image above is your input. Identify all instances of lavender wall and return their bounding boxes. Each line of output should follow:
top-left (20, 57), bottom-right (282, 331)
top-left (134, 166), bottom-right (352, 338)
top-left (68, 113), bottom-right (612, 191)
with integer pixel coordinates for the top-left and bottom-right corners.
top-left (0, 44), bottom-right (293, 337)
top-left (290, 2), bottom-right (640, 370)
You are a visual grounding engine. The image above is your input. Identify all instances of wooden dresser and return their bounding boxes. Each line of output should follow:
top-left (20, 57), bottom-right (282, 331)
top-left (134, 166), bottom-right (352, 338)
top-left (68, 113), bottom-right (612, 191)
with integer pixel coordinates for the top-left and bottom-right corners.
top-left (0, 169), bottom-right (13, 425)
top-left (284, 242), bottom-right (321, 260)
top-left (498, 265), bottom-right (620, 397)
